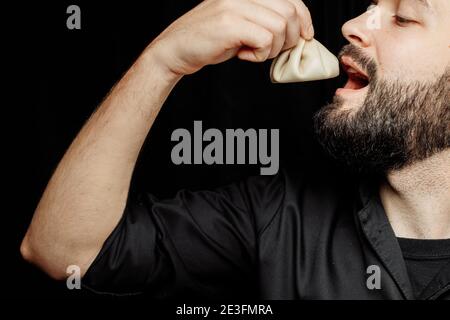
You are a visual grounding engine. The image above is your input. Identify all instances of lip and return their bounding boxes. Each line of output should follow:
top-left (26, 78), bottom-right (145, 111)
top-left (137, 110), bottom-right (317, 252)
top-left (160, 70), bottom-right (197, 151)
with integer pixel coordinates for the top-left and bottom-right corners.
top-left (340, 56), bottom-right (369, 79)
top-left (335, 55), bottom-right (370, 97)
top-left (335, 87), bottom-right (368, 97)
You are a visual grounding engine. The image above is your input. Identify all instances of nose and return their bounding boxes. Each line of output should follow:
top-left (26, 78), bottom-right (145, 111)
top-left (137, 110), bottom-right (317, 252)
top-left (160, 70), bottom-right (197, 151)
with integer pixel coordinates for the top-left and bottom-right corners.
top-left (342, 12), bottom-right (372, 48)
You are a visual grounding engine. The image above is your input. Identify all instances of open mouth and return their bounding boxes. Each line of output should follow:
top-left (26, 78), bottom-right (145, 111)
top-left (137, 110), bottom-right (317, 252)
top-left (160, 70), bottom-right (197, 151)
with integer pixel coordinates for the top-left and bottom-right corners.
top-left (338, 56), bottom-right (370, 93)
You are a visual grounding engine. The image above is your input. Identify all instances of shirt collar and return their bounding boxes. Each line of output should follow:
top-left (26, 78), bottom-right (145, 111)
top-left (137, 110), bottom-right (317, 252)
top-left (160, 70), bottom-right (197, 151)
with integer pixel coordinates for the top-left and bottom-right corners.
top-left (357, 175), bottom-right (415, 300)
top-left (357, 175), bottom-right (450, 299)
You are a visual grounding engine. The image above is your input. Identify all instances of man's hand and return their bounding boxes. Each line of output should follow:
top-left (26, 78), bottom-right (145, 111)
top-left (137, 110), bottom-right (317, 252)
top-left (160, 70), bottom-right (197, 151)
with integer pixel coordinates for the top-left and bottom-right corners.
top-left (150, 0), bottom-right (314, 76)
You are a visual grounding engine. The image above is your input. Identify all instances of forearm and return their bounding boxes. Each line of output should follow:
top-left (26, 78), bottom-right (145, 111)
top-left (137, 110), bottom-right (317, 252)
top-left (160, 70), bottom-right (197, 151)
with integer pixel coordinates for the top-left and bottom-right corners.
top-left (21, 46), bottom-right (182, 279)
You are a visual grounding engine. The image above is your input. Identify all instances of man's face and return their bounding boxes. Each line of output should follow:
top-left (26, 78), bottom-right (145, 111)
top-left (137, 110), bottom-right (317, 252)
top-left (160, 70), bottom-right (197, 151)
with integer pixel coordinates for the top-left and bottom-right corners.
top-left (314, 0), bottom-right (450, 173)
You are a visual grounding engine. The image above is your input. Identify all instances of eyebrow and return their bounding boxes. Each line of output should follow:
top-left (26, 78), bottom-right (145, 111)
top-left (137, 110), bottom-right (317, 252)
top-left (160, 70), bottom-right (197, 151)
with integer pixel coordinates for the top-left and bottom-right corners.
top-left (413, 0), bottom-right (431, 8)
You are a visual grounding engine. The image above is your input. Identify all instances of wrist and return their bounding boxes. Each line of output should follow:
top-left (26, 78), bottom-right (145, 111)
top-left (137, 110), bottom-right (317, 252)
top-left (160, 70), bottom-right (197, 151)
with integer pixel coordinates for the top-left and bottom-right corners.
top-left (142, 41), bottom-right (184, 85)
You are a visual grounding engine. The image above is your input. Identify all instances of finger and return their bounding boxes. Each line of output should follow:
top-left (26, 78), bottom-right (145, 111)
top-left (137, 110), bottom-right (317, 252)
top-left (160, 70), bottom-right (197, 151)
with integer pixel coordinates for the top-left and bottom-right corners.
top-left (288, 0), bottom-right (314, 40)
top-left (250, 0), bottom-right (301, 51)
top-left (229, 20), bottom-right (273, 62)
top-left (235, 1), bottom-right (289, 59)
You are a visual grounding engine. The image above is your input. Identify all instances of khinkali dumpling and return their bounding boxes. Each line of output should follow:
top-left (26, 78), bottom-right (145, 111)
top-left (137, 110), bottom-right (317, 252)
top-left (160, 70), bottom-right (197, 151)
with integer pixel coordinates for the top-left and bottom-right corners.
top-left (270, 38), bottom-right (340, 83)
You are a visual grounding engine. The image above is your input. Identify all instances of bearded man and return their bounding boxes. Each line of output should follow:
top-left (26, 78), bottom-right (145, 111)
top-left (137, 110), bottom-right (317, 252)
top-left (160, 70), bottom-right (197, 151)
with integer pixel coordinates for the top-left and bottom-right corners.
top-left (21, 0), bottom-right (449, 300)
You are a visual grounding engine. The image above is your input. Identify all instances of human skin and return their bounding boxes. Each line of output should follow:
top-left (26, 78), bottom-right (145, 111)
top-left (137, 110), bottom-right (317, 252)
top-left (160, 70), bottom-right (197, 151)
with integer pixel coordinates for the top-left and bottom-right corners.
top-left (20, 0), bottom-right (314, 280)
top-left (337, 0), bottom-right (450, 239)
top-left (337, 0), bottom-right (450, 109)
top-left (21, 0), bottom-right (450, 281)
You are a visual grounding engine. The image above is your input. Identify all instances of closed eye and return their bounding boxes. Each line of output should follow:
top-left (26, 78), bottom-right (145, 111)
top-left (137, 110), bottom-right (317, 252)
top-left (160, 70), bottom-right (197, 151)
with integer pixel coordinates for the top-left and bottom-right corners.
top-left (393, 15), bottom-right (416, 26)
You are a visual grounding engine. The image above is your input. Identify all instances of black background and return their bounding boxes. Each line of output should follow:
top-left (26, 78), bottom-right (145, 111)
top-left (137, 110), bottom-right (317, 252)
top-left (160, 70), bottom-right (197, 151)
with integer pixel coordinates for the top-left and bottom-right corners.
top-left (9, 0), bottom-right (370, 298)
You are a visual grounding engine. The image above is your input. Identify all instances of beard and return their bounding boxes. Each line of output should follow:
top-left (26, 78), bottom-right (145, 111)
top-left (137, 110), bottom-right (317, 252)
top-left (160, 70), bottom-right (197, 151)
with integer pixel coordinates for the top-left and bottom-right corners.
top-left (314, 44), bottom-right (450, 174)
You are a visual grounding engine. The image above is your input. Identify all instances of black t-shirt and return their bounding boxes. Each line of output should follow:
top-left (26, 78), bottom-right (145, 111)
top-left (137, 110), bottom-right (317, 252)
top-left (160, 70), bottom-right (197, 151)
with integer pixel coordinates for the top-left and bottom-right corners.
top-left (82, 169), bottom-right (450, 299)
top-left (398, 237), bottom-right (450, 299)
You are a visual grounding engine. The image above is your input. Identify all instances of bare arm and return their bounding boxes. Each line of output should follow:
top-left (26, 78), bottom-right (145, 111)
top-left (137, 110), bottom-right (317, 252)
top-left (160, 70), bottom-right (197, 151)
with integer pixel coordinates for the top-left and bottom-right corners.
top-left (21, 0), bottom-right (313, 280)
top-left (21, 48), bottom-right (181, 279)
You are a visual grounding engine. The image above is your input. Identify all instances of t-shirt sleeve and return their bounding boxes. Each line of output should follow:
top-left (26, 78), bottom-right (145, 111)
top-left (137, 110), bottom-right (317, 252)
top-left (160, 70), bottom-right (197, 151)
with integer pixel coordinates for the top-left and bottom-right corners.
top-left (81, 172), bottom-right (285, 298)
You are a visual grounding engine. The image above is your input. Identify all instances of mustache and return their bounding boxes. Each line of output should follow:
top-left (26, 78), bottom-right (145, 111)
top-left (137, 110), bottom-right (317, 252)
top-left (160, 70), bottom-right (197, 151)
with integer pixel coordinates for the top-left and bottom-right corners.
top-left (338, 44), bottom-right (378, 80)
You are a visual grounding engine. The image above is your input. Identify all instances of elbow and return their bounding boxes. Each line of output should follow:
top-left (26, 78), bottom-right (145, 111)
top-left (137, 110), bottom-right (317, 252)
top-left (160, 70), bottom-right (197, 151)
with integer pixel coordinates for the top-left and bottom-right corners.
top-left (19, 236), bottom-right (34, 265)
top-left (20, 234), bottom-right (70, 281)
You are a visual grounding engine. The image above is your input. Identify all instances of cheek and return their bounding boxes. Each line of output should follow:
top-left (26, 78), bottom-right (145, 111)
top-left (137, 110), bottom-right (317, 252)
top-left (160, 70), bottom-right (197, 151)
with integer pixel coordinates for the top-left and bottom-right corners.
top-left (373, 33), bottom-right (445, 83)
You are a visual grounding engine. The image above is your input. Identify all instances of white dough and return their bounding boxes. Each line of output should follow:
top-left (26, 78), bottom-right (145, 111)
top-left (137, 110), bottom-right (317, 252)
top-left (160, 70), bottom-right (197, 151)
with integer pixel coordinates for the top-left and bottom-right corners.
top-left (270, 38), bottom-right (340, 83)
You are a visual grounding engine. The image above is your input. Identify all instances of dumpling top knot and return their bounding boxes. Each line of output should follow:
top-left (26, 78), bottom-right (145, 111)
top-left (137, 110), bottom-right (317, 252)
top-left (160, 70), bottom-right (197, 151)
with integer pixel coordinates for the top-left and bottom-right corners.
top-left (270, 38), bottom-right (340, 83)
